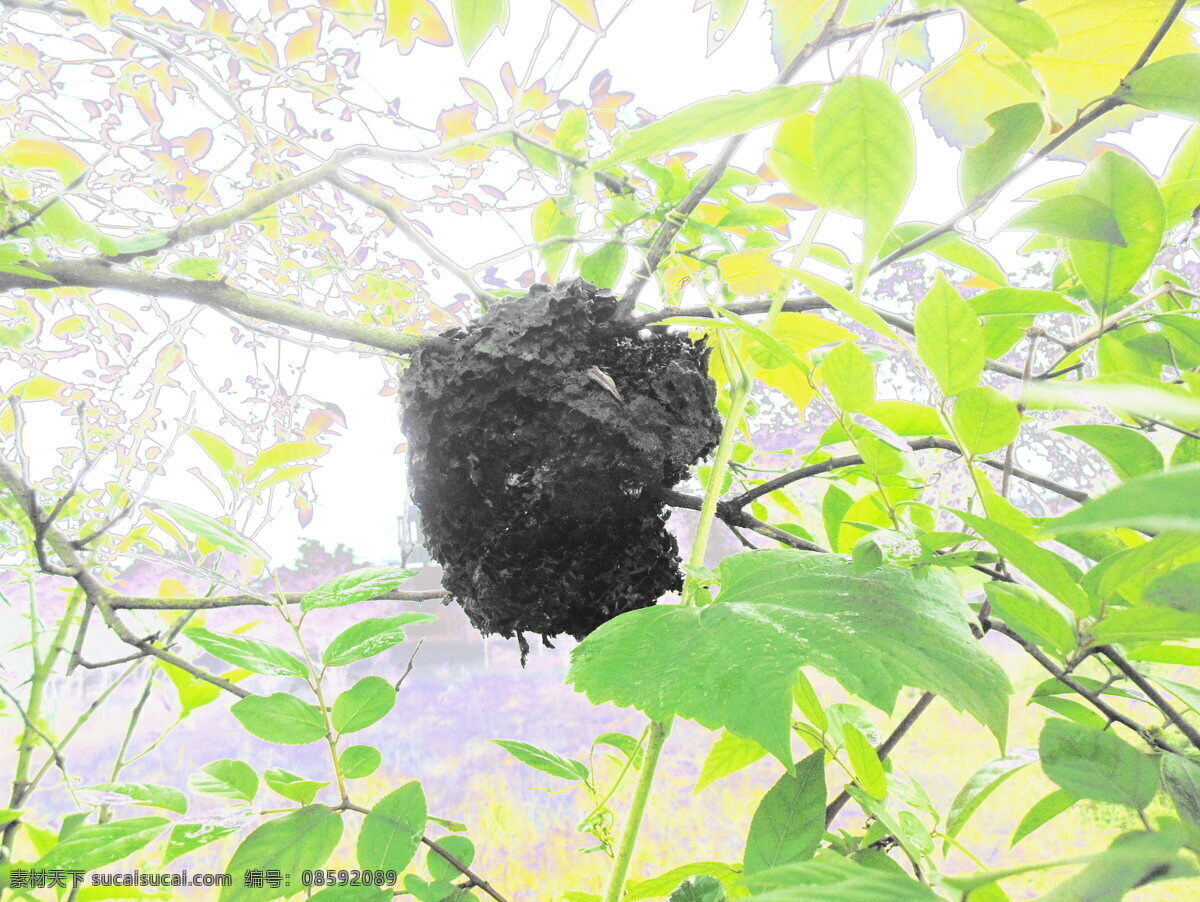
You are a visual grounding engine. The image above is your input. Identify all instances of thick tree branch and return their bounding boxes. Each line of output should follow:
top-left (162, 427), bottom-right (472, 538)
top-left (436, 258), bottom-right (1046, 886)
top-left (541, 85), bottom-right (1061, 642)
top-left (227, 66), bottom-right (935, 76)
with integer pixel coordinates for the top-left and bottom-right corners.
top-left (635, 298), bottom-right (1028, 380)
top-left (110, 587), bottom-right (447, 610)
top-left (0, 259), bottom-right (420, 355)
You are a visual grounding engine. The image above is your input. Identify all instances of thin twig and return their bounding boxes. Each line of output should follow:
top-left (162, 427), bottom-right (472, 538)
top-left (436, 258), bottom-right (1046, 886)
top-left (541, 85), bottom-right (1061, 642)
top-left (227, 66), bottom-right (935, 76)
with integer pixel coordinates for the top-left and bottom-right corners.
top-left (614, 0), bottom-right (855, 319)
top-left (987, 622), bottom-right (1178, 753)
top-left (825, 691), bottom-right (936, 825)
top-left (1100, 646), bottom-right (1200, 752)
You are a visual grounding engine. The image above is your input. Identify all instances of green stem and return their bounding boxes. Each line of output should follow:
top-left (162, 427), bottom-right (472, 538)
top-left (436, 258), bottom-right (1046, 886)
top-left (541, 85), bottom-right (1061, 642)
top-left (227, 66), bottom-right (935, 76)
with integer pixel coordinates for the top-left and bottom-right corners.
top-left (600, 720), bottom-right (670, 902)
top-left (3, 585), bottom-right (84, 858)
top-left (687, 386), bottom-right (753, 580)
top-left (274, 576), bottom-right (349, 805)
top-left (598, 208), bottom-right (827, 897)
top-left (601, 349), bottom-right (753, 897)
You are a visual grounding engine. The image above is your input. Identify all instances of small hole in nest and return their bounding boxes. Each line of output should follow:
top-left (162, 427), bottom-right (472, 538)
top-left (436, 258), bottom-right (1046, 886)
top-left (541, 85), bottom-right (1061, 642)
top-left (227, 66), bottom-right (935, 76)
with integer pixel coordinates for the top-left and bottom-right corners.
top-left (400, 279), bottom-right (721, 661)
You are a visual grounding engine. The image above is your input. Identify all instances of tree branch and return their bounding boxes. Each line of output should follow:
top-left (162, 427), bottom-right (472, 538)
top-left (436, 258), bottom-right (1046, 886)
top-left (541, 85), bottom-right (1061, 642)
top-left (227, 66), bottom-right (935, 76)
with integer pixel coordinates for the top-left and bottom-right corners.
top-left (634, 298), bottom-right (1028, 380)
top-left (987, 621), bottom-right (1178, 753)
top-left (109, 587), bottom-right (447, 610)
top-left (1099, 646), bottom-right (1200, 752)
top-left (613, 0), bottom-right (860, 319)
top-left (825, 691), bottom-right (936, 825)
top-left (729, 436), bottom-right (1089, 509)
top-left (0, 259), bottom-right (421, 355)
top-left (873, 0), bottom-right (1187, 274)
top-left (0, 455), bottom-right (252, 699)
top-left (330, 173), bottom-right (495, 304)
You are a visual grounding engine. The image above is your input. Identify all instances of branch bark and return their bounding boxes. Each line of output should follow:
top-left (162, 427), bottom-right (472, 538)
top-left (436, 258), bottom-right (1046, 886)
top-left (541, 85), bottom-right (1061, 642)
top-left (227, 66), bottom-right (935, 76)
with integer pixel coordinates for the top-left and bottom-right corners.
top-left (0, 260), bottom-right (420, 355)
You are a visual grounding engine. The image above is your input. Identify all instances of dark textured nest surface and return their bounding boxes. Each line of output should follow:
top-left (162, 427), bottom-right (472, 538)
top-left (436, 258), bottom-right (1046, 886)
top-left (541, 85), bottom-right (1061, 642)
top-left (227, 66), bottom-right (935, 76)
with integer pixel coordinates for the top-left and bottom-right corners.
top-left (400, 278), bottom-right (720, 657)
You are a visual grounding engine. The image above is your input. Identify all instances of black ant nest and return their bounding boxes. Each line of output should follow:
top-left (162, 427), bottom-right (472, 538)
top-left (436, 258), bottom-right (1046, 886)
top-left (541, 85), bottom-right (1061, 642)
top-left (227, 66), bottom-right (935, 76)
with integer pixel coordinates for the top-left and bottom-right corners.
top-left (400, 279), bottom-right (720, 658)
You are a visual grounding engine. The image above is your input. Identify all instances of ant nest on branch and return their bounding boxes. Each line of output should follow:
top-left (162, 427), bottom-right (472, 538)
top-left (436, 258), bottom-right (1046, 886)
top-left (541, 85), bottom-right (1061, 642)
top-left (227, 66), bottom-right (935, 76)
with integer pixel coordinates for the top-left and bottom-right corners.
top-left (400, 278), bottom-right (720, 659)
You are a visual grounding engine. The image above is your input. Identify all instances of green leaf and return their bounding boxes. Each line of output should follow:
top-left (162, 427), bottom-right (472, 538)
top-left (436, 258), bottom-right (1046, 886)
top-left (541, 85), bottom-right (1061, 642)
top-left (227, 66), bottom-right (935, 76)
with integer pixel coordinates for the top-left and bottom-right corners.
top-left (301, 567), bottom-right (417, 612)
top-left (594, 731), bottom-right (643, 769)
top-left (1144, 563), bottom-right (1200, 612)
top-left (490, 739), bottom-right (589, 782)
top-left (580, 241), bottom-right (627, 289)
top-left (1007, 195), bottom-right (1127, 245)
top-left (914, 272), bottom-right (985, 398)
top-left (820, 342), bottom-right (874, 413)
top-left (451, 0), bottom-right (507, 62)
top-left (968, 288), bottom-right (1084, 317)
top-left (163, 822), bottom-right (240, 864)
top-left (170, 257), bottom-right (220, 280)
top-left (945, 749), bottom-right (1038, 840)
top-left (959, 0), bottom-right (1056, 57)
top-left (1011, 788), bottom-right (1076, 847)
top-left (186, 627), bottom-right (307, 678)
top-left (1054, 424), bottom-right (1164, 480)
top-left (357, 781), bottom-right (426, 872)
top-left (667, 876), bottom-right (728, 902)
top-left (842, 724), bottom-right (887, 799)
top-left (1, 136), bottom-right (88, 182)
top-left (1119, 54), bottom-right (1200, 120)
top-left (743, 752), bottom-right (826, 874)
top-left (569, 550), bottom-right (1010, 768)
top-left (219, 806), bottom-right (343, 902)
top-left (322, 612), bottom-right (436, 667)
top-left (81, 782), bottom-right (188, 815)
top-left (264, 768), bottom-right (329, 805)
top-left (743, 855), bottom-right (940, 900)
top-left (792, 269), bottom-right (899, 341)
top-left (332, 677), bottom-right (396, 734)
top-left (1090, 606), bottom-right (1200, 645)
top-left (531, 196), bottom-right (576, 280)
top-left (983, 583), bottom-right (1076, 655)
top-left (696, 730), bottom-right (769, 793)
top-left (38, 817), bottom-right (169, 871)
top-left (340, 745), bottom-right (383, 779)
top-left (1127, 643), bottom-right (1200, 666)
top-left (950, 386), bottom-right (1021, 455)
top-left (627, 863), bottom-right (741, 902)
top-left (1045, 464), bottom-right (1200, 535)
top-left (1161, 752), bottom-right (1200, 832)
top-left (813, 76), bottom-right (914, 266)
top-left (427, 835), bottom-right (474, 882)
top-left (960, 103), bottom-right (1044, 202)
top-left (792, 670), bottom-right (828, 732)
top-left (153, 500), bottom-right (265, 558)
top-left (881, 222), bottom-right (1010, 287)
top-left (1067, 152), bottom-right (1165, 313)
top-left (600, 83), bottom-right (822, 167)
top-left (1039, 718), bottom-right (1158, 809)
top-left (1039, 829), bottom-right (1196, 902)
top-left (230, 693), bottom-right (327, 745)
top-left (771, 114), bottom-right (827, 206)
top-left (956, 511), bottom-right (1092, 616)
top-left (190, 759), bottom-right (259, 803)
